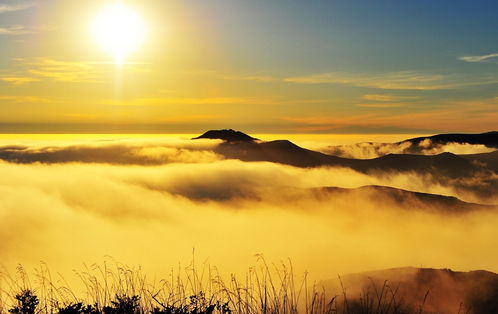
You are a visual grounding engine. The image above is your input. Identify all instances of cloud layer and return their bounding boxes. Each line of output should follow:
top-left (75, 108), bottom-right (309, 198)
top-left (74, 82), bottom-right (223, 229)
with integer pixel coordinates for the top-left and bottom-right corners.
top-left (459, 53), bottom-right (498, 63)
top-left (0, 138), bottom-right (221, 165)
top-left (0, 25), bottom-right (33, 35)
top-left (284, 71), bottom-right (498, 90)
top-left (0, 137), bottom-right (497, 288)
top-left (0, 1), bottom-right (34, 14)
top-left (320, 139), bottom-right (495, 159)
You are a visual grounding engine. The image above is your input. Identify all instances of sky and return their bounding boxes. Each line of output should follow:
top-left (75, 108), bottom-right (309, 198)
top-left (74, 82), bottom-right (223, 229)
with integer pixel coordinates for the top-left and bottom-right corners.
top-left (1, 0), bottom-right (498, 134)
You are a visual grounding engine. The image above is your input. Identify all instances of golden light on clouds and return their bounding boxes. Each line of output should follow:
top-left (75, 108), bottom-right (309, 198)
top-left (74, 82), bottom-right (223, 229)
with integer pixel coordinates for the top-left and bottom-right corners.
top-left (1, 0), bottom-right (498, 311)
top-left (90, 3), bottom-right (147, 64)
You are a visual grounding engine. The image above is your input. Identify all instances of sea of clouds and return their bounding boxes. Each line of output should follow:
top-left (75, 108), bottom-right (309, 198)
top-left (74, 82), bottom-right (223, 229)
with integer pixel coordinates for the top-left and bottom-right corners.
top-left (0, 136), bottom-right (497, 292)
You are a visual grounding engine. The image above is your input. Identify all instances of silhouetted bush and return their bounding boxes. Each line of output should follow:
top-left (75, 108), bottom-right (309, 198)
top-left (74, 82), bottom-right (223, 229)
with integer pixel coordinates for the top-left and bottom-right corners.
top-left (152, 292), bottom-right (231, 314)
top-left (58, 302), bottom-right (98, 314)
top-left (11, 291), bottom-right (230, 314)
top-left (102, 295), bottom-right (140, 314)
top-left (9, 290), bottom-right (39, 314)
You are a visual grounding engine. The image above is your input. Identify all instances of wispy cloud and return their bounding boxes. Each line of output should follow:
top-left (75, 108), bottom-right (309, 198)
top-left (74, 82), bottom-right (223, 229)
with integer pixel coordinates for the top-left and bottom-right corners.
top-left (193, 69), bottom-right (498, 91)
top-left (0, 95), bottom-right (50, 103)
top-left (284, 71), bottom-right (450, 90)
top-left (283, 99), bottom-right (498, 132)
top-left (220, 74), bottom-right (279, 82)
top-left (362, 94), bottom-right (418, 102)
top-left (459, 53), bottom-right (498, 63)
top-left (0, 76), bottom-right (40, 84)
top-left (356, 103), bottom-right (406, 108)
top-left (27, 58), bottom-right (101, 82)
top-left (0, 25), bottom-right (33, 35)
top-left (284, 71), bottom-right (498, 90)
top-left (0, 2), bottom-right (34, 14)
top-left (157, 114), bottom-right (222, 123)
top-left (356, 94), bottom-right (418, 108)
top-left (189, 70), bottom-right (280, 83)
top-left (1, 58), bottom-right (100, 84)
top-left (104, 96), bottom-right (292, 106)
top-left (1, 58), bottom-right (150, 84)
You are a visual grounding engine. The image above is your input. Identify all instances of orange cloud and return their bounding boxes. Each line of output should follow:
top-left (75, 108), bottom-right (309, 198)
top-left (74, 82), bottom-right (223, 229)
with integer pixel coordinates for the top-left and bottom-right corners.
top-left (284, 71), bottom-right (498, 90)
top-left (362, 94), bottom-right (419, 102)
top-left (0, 95), bottom-right (51, 103)
top-left (1, 58), bottom-right (150, 84)
top-left (0, 77), bottom-right (40, 84)
top-left (281, 98), bottom-right (498, 132)
top-left (356, 103), bottom-right (407, 108)
top-left (101, 96), bottom-right (328, 107)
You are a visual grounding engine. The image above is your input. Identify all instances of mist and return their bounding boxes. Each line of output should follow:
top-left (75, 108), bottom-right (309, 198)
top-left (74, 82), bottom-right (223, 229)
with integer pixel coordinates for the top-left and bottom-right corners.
top-left (320, 139), bottom-right (496, 159)
top-left (0, 137), bottom-right (497, 290)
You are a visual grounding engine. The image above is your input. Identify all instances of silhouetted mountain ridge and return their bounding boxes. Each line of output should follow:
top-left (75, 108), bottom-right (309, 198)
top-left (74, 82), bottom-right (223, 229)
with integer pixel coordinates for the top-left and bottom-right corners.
top-left (315, 185), bottom-right (497, 212)
top-left (402, 131), bottom-right (498, 148)
top-left (193, 129), bottom-right (258, 142)
top-left (191, 130), bottom-right (498, 184)
top-left (321, 131), bottom-right (498, 159)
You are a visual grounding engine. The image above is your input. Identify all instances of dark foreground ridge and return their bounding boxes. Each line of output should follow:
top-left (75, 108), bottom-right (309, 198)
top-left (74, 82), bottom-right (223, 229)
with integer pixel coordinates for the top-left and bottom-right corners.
top-left (323, 267), bottom-right (498, 314)
top-left (7, 266), bottom-right (498, 313)
top-left (192, 129), bottom-right (258, 142)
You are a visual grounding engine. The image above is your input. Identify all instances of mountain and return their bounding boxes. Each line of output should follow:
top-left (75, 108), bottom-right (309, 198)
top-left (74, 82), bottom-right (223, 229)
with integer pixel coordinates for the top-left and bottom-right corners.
top-left (402, 131), bottom-right (498, 149)
top-left (207, 133), bottom-right (492, 176)
top-left (215, 139), bottom-right (352, 167)
top-left (191, 130), bottom-right (498, 200)
top-left (322, 267), bottom-right (498, 313)
top-left (321, 131), bottom-right (498, 159)
top-left (192, 129), bottom-right (258, 142)
top-left (190, 130), bottom-right (498, 187)
top-left (314, 185), bottom-right (497, 213)
top-left (461, 150), bottom-right (498, 173)
top-left (162, 179), bottom-right (496, 212)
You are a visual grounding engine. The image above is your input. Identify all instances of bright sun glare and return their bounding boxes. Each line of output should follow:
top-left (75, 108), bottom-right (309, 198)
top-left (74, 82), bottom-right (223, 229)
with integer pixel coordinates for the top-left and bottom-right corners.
top-left (91, 3), bottom-right (147, 64)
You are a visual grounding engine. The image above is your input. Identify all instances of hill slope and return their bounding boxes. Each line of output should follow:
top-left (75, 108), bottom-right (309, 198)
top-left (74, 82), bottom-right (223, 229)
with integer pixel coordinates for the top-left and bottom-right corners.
top-left (402, 131), bottom-right (498, 148)
top-left (314, 185), bottom-right (497, 213)
top-left (323, 267), bottom-right (498, 313)
top-left (198, 130), bottom-right (497, 179)
top-left (193, 129), bottom-right (258, 142)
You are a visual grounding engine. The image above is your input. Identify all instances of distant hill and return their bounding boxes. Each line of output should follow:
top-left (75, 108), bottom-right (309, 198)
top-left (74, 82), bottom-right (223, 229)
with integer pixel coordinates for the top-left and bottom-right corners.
top-left (192, 129), bottom-right (258, 142)
top-left (210, 135), bottom-right (493, 176)
top-left (323, 267), bottom-right (498, 313)
top-left (216, 139), bottom-right (352, 167)
top-left (190, 130), bottom-right (498, 188)
top-left (402, 131), bottom-right (498, 148)
top-left (314, 185), bottom-right (497, 213)
top-left (162, 178), bottom-right (497, 212)
top-left (321, 131), bottom-right (498, 159)
top-left (461, 150), bottom-right (498, 172)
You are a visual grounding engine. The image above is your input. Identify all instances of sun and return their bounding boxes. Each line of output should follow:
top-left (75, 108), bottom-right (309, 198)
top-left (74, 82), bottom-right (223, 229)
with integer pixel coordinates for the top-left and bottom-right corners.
top-left (91, 3), bottom-right (147, 64)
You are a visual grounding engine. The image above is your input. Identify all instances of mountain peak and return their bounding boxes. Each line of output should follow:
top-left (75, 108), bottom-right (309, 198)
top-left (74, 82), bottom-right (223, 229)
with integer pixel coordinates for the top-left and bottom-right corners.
top-left (192, 129), bottom-right (258, 142)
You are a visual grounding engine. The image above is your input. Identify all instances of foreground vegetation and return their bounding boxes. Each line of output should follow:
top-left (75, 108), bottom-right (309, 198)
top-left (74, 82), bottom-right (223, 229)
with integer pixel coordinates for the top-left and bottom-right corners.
top-left (0, 257), bottom-right (459, 313)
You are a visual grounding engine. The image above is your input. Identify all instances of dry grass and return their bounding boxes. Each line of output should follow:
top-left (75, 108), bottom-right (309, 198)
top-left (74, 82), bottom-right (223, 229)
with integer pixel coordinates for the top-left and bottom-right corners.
top-left (0, 256), bottom-right (428, 314)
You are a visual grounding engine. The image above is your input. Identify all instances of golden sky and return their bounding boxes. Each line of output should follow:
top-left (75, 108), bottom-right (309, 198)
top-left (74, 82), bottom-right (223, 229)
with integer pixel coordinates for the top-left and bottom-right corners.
top-left (1, 0), bottom-right (498, 133)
